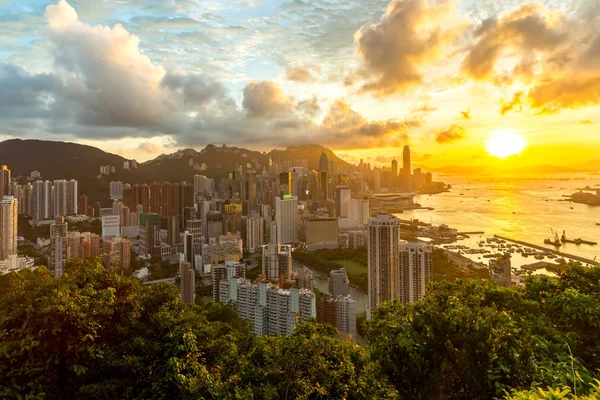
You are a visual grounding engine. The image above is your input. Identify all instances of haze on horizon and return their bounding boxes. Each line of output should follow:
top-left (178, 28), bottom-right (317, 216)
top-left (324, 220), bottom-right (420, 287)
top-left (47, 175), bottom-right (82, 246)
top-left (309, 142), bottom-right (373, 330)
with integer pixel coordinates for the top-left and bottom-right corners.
top-left (0, 0), bottom-right (599, 169)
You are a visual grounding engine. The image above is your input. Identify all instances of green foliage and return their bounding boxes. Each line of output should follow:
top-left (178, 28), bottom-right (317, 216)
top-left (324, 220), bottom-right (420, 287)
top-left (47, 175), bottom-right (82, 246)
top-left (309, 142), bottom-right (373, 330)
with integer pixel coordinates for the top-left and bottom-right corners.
top-left (294, 247), bottom-right (369, 293)
top-left (68, 219), bottom-right (102, 235)
top-left (365, 264), bottom-right (600, 399)
top-left (0, 257), bottom-right (396, 399)
top-left (432, 247), bottom-right (488, 281)
top-left (506, 379), bottom-right (600, 399)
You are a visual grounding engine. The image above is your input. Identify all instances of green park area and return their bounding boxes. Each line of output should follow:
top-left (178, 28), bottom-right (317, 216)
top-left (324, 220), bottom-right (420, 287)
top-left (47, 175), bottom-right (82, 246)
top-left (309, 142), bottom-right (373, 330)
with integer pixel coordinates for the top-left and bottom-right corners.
top-left (332, 259), bottom-right (366, 274)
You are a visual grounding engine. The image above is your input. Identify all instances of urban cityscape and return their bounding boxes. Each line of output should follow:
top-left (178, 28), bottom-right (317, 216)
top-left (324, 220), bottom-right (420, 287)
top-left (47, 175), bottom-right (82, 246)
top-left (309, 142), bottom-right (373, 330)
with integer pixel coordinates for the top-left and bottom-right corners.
top-left (1, 0), bottom-right (599, 399)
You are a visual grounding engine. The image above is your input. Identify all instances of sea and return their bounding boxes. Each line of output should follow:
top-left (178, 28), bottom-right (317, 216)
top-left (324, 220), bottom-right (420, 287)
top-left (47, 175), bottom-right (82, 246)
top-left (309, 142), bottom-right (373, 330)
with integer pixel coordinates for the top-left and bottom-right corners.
top-left (400, 173), bottom-right (600, 264)
top-left (297, 173), bottom-right (600, 316)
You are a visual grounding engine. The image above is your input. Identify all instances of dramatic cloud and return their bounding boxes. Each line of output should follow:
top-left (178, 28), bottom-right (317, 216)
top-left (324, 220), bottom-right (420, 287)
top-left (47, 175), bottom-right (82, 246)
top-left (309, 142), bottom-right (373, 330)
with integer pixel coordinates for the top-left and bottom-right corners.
top-left (462, 3), bottom-right (570, 81)
top-left (434, 125), bottom-right (465, 144)
top-left (161, 72), bottom-right (227, 106)
top-left (527, 77), bottom-right (600, 114)
top-left (137, 141), bottom-right (162, 153)
top-left (242, 81), bottom-right (293, 118)
top-left (285, 66), bottom-right (314, 82)
top-left (319, 99), bottom-right (417, 148)
top-left (354, 0), bottom-right (465, 95)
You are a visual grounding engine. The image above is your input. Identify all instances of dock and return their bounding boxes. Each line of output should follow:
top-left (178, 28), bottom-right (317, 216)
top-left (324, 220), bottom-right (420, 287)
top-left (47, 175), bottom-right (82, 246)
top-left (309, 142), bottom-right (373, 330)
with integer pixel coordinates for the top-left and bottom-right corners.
top-left (494, 235), bottom-right (600, 267)
top-left (457, 231), bottom-right (485, 235)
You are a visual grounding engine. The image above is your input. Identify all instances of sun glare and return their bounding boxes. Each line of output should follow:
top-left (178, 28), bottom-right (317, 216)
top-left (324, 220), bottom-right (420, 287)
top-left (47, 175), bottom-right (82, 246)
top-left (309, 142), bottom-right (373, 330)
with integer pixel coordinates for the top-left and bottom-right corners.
top-left (486, 130), bottom-right (527, 158)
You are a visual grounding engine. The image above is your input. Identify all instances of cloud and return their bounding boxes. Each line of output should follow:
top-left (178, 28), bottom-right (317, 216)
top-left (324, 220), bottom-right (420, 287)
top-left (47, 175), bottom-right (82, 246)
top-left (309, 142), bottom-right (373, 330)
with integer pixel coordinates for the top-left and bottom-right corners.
top-left (500, 91), bottom-right (524, 115)
top-left (319, 99), bottom-right (413, 148)
top-left (434, 125), bottom-right (465, 144)
top-left (579, 119), bottom-right (593, 125)
top-left (242, 81), bottom-right (293, 118)
top-left (137, 141), bottom-right (161, 153)
top-left (161, 72), bottom-right (226, 106)
top-left (354, 0), bottom-right (466, 95)
top-left (285, 66), bottom-right (314, 82)
top-left (460, 109), bottom-right (471, 120)
top-left (527, 77), bottom-right (600, 114)
top-left (461, 3), bottom-right (570, 81)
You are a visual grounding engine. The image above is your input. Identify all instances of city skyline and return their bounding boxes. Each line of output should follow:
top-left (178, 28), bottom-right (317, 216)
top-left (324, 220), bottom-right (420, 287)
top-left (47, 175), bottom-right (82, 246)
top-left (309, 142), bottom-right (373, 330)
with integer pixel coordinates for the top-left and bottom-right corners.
top-left (0, 0), bottom-right (599, 168)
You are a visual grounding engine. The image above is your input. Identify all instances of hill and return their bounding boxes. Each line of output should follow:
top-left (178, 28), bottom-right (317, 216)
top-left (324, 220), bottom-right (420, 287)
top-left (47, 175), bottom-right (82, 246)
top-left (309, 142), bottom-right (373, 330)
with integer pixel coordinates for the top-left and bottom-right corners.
top-left (268, 144), bottom-right (352, 172)
top-left (0, 139), bottom-right (148, 203)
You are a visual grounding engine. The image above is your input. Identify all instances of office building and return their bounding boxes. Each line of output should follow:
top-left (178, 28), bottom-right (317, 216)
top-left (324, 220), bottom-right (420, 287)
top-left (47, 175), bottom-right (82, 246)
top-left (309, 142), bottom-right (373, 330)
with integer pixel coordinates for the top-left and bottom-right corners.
top-left (335, 186), bottom-right (351, 218)
top-left (275, 196), bottom-right (298, 243)
top-left (329, 268), bottom-right (350, 297)
top-left (391, 159), bottom-right (398, 178)
top-left (180, 261), bottom-right (195, 304)
top-left (347, 198), bottom-right (369, 228)
top-left (305, 218), bottom-right (338, 250)
top-left (398, 242), bottom-right (432, 304)
top-left (212, 261), bottom-right (246, 302)
top-left (101, 215), bottom-right (121, 241)
top-left (367, 214), bottom-right (400, 319)
top-left (0, 165), bottom-right (10, 198)
top-left (0, 196), bottom-right (18, 260)
top-left (50, 217), bottom-right (69, 277)
top-left (219, 278), bottom-right (316, 336)
top-left (139, 219), bottom-right (159, 258)
top-left (103, 237), bottom-right (131, 270)
top-left (166, 216), bottom-right (181, 246)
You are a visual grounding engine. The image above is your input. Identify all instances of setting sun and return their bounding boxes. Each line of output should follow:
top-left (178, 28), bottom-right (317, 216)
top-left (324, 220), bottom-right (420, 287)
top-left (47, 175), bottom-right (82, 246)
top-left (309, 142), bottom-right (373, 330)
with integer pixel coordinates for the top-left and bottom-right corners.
top-left (486, 130), bottom-right (527, 158)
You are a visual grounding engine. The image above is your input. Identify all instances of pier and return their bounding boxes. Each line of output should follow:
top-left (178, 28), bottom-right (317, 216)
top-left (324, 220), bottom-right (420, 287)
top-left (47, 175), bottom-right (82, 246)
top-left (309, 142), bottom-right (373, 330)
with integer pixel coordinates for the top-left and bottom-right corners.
top-left (457, 231), bottom-right (485, 235)
top-left (494, 235), bottom-right (600, 267)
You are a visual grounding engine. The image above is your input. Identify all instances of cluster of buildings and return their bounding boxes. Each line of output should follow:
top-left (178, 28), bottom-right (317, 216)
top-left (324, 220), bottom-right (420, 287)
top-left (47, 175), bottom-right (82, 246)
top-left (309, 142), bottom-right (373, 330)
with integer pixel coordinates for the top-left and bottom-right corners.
top-left (3, 146), bottom-right (440, 339)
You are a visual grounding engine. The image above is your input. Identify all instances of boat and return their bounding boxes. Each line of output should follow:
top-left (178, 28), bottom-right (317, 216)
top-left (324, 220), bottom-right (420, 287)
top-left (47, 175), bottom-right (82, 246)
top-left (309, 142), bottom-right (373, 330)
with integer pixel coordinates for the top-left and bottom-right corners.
top-left (596, 223), bottom-right (600, 226)
top-left (534, 254), bottom-right (545, 260)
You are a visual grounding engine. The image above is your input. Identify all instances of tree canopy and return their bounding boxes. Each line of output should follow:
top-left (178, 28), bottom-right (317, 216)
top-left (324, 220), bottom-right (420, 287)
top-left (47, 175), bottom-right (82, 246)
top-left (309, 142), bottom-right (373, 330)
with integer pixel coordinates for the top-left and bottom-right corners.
top-left (1, 258), bottom-right (598, 399)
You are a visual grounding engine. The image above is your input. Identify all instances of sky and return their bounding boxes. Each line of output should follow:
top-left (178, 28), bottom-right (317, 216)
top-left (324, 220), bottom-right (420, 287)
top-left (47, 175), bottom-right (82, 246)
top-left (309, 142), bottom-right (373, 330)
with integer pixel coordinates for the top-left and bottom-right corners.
top-left (0, 0), bottom-right (599, 167)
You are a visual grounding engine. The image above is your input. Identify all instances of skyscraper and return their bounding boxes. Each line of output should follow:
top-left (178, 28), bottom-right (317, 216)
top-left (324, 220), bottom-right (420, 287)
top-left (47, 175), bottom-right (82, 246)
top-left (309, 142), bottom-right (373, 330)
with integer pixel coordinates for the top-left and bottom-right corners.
top-left (50, 217), bottom-right (69, 277)
top-left (367, 214), bottom-right (400, 319)
top-left (275, 196), bottom-right (297, 243)
top-left (398, 242), bottom-right (432, 304)
top-left (32, 180), bottom-right (52, 225)
top-left (0, 165), bottom-right (10, 198)
top-left (335, 186), bottom-right (351, 218)
top-left (0, 196), bottom-right (18, 260)
top-left (402, 145), bottom-right (411, 191)
top-left (391, 159), bottom-right (398, 177)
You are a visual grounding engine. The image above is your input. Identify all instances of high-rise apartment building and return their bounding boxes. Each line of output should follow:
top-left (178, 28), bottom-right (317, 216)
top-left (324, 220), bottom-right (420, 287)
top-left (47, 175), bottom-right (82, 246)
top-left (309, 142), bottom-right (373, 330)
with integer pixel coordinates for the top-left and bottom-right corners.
top-left (180, 261), bottom-right (195, 304)
top-left (212, 261), bottom-right (246, 302)
top-left (68, 231), bottom-right (101, 261)
top-left (103, 237), bottom-right (131, 270)
top-left (219, 278), bottom-right (316, 336)
top-left (316, 294), bottom-right (357, 342)
top-left (402, 145), bottom-right (411, 192)
top-left (367, 213), bottom-right (400, 319)
top-left (32, 180), bottom-right (52, 225)
top-left (53, 179), bottom-right (78, 218)
top-left (275, 196), bottom-right (297, 243)
top-left (398, 242), bottom-right (432, 304)
top-left (242, 215), bottom-right (264, 253)
top-left (109, 181), bottom-right (123, 201)
top-left (0, 196), bottom-right (18, 260)
top-left (50, 217), bottom-right (69, 277)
